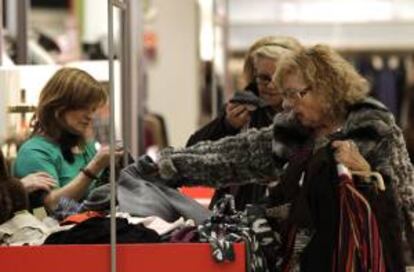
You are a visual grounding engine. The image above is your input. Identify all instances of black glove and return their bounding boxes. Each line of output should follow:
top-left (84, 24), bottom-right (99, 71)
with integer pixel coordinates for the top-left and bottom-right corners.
top-left (136, 155), bottom-right (159, 175)
top-left (136, 155), bottom-right (184, 188)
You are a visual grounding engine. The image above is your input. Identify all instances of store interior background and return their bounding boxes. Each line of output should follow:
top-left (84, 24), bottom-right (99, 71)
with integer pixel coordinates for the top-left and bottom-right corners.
top-left (1, 0), bottom-right (414, 164)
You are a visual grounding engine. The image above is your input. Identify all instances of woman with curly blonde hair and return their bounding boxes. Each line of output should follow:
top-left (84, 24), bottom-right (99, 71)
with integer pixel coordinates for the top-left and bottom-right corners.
top-left (141, 44), bottom-right (412, 270)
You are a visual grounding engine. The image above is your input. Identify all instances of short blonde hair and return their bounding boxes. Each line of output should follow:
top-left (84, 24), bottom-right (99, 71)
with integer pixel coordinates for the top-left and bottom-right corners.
top-left (243, 36), bottom-right (303, 84)
top-left (274, 44), bottom-right (370, 119)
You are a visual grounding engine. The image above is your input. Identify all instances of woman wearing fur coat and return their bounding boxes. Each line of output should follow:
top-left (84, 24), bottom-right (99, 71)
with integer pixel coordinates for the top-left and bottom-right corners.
top-left (144, 45), bottom-right (412, 271)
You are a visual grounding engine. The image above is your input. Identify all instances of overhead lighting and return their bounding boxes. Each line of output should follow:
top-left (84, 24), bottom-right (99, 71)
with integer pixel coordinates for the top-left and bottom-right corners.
top-left (281, 0), bottom-right (393, 23)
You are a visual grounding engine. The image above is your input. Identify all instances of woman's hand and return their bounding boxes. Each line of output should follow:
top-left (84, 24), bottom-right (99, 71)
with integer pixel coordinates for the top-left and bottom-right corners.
top-left (331, 140), bottom-right (371, 172)
top-left (20, 172), bottom-right (57, 193)
top-left (225, 102), bottom-right (251, 129)
top-left (89, 145), bottom-right (124, 171)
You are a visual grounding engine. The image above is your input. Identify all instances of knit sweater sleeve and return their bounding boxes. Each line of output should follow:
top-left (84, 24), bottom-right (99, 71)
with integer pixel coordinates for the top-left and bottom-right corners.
top-left (158, 125), bottom-right (283, 188)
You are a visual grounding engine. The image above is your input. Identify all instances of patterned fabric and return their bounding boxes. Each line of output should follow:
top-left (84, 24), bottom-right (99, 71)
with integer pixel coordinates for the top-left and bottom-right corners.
top-left (197, 195), bottom-right (278, 272)
top-left (52, 197), bottom-right (83, 221)
top-left (279, 162), bottom-right (386, 272)
top-left (333, 164), bottom-right (386, 272)
top-left (279, 228), bottom-right (313, 272)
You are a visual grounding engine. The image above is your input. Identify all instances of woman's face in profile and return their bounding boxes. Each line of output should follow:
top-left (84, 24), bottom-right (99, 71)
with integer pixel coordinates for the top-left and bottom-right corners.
top-left (63, 106), bottom-right (98, 137)
top-left (281, 72), bottom-right (326, 130)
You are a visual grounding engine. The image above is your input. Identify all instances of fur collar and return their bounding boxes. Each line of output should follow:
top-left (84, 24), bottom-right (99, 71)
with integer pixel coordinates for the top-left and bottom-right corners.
top-left (272, 97), bottom-right (394, 160)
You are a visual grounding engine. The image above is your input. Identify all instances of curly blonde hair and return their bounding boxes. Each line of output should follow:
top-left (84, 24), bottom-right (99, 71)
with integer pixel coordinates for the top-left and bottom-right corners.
top-left (274, 44), bottom-right (370, 119)
top-left (243, 36), bottom-right (303, 84)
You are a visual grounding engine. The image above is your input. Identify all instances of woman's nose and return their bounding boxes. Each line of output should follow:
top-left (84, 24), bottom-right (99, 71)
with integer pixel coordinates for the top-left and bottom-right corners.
top-left (282, 98), bottom-right (294, 111)
top-left (85, 111), bottom-right (94, 120)
top-left (266, 81), bottom-right (276, 90)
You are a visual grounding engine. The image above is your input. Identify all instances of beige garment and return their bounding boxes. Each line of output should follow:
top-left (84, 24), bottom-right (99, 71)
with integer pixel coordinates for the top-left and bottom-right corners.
top-left (0, 210), bottom-right (73, 246)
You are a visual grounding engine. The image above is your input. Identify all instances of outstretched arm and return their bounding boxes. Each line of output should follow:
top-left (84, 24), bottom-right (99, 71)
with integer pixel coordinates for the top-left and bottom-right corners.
top-left (159, 125), bottom-right (284, 188)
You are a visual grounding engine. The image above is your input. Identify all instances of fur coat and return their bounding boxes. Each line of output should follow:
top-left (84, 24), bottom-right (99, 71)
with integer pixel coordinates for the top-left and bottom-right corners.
top-left (158, 98), bottom-right (414, 222)
top-left (158, 97), bottom-right (413, 270)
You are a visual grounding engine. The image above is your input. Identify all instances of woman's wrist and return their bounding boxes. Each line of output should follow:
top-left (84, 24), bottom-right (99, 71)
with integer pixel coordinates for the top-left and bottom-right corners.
top-left (85, 160), bottom-right (103, 178)
top-left (80, 167), bottom-right (99, 180)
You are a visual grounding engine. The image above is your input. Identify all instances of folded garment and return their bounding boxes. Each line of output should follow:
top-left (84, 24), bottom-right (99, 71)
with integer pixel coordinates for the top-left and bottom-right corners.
top-left (44, 217), bottom-right (160, 245)
top-left (0, 211), bottom-right (72, 246)
top-left (229, 90), bottom-right (268, 109)
top-left (117, 161), bottom-right (212, 225)
top-left (82, 184), bottom-right (112, 212)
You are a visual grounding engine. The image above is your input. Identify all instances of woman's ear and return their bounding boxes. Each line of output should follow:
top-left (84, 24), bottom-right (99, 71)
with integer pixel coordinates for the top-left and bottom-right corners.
top-left (55, 109), bottom-right (61, 119)
top-left (55, 108), bottom-right (65, 121)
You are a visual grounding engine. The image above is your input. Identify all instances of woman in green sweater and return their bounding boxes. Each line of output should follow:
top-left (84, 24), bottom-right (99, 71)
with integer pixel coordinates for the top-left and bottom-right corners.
top-left (15, 67), bottom-right (123, 210)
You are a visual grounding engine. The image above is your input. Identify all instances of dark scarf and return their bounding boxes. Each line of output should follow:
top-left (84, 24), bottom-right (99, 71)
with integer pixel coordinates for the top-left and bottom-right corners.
top-left (276, 147), bottom-right (386, 272)
top-left (58, 130), bottom-right (85, 164)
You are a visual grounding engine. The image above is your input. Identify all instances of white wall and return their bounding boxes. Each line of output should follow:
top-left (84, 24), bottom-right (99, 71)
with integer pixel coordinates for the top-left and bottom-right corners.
top-left (147, 0), bottom-right (199, 147)
top-left (0, 65), bottom-right (59, 142)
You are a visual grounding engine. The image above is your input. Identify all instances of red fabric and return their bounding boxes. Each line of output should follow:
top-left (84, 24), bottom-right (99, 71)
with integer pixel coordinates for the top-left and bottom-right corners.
top-left (333, 171), bottom-right (386, 272)
top-left (280, 165), bottom-right (386, 272)
top-left (60, 211), bottom-right (104, 225)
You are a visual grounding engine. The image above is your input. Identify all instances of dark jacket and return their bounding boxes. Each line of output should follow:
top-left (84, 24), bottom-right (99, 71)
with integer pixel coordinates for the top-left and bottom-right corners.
top-left (270, 146), bottom-right (404, 271)
top-left (186, 82), bottom-right (279, 210)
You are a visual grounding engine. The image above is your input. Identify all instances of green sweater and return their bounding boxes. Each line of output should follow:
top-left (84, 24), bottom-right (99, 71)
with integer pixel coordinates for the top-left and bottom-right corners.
top-left (14, 136), bottom-right (97, 190)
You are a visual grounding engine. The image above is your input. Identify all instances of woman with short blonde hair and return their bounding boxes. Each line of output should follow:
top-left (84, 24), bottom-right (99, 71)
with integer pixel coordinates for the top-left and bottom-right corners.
top-left (187, 36), bottom-right (303, 210)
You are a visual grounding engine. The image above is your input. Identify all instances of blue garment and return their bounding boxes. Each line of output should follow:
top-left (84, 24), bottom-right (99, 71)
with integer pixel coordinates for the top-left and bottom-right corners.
top-left (374, 67), bottom-right (399, 118)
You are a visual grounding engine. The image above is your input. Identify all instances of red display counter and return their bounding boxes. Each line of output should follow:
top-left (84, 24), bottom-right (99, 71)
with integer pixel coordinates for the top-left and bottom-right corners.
top-left (0, 243), bottom-right (245, 272)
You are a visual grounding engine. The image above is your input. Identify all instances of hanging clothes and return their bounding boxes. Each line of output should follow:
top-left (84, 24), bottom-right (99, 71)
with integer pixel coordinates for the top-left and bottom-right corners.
top-left (272, 146), bottom-right (393, 271)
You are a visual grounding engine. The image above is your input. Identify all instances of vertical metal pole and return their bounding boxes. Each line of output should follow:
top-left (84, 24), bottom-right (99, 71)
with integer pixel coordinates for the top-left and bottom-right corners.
top-left (15, 0), bottom-right (28, 64)
top-left (107, 1), bottom-right (117, 272)
top-left (120, 2), bottom-right (131, 161)
top-left (0, 0), bottom-right (3, 65)
top-left (222, 0), bottom-right (231, 99)
top-left (121, 0), bottom-right (144, 158)
top-left (119, 4), bottom-right (129, 165)
top-left (211, 0), bottom-right (218, 118)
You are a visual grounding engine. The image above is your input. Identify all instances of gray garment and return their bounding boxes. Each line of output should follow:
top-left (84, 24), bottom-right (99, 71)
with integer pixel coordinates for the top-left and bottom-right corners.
top-left (117, 162), bottom-right (212, 225)
top-left (159, 124), bottom-right (281, 187)
top-left (229, 90), bottom-right (268, 108)
top-left (83, 184), bottom-right (111, 211)
top-left (158, 97), bottom-right (414, 226)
